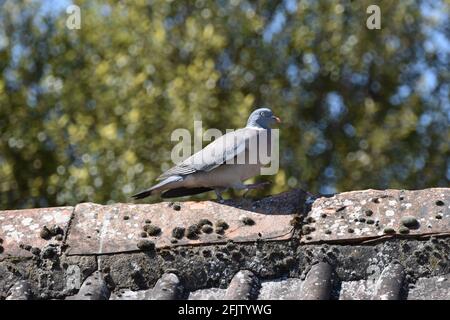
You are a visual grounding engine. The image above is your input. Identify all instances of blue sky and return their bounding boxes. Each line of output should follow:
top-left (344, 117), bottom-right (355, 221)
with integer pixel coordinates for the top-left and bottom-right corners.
top-left (37, 0), bottom-right (72, 16)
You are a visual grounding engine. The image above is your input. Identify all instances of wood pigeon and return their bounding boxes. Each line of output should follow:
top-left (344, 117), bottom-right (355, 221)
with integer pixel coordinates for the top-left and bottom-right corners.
top-left (132, 107), bottom-right (281, 201)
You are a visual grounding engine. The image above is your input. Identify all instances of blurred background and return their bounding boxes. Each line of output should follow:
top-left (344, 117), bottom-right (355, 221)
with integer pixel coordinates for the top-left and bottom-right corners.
top-left (0, 0), bottom-right (449, 209)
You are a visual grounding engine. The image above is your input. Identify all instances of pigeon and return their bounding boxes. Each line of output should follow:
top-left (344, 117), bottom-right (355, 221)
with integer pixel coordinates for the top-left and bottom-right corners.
top-left (132, 107), bottom-right (281, 201)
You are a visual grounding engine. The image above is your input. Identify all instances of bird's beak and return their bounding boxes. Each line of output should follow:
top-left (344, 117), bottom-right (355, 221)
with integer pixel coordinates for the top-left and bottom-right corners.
top-left (273, 116), bottom-right (282, 124)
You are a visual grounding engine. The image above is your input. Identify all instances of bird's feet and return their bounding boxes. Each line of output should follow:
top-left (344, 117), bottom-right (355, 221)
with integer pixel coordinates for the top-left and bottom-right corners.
top-left (243, 181), bottom-right (272, 198)
top-left (215, 188), bottom-right (226, 203)
top-left (245, 181), bottom-right (272, 190)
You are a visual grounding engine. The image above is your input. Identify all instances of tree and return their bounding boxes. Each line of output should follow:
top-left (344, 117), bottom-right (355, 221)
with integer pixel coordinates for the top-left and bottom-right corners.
top-left (0, 0), bottom-right (449, 209)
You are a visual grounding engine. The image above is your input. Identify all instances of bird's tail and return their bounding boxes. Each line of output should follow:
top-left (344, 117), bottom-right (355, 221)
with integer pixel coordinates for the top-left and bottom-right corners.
top-left (132, 176), bottom-right (182, 199)
top-left (131, 189), bottom-right (153, 200)
top-left (161, 187), bottom-right (213, 198)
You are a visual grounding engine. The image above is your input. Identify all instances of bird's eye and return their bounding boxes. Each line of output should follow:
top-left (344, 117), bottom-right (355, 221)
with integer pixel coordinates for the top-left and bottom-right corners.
top-left (260, 111), bottom-right (266, 116)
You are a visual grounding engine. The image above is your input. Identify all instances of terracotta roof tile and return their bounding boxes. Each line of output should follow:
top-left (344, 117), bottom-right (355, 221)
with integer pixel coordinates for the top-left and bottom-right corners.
top-left (1, 188), bottom-right (449, 300)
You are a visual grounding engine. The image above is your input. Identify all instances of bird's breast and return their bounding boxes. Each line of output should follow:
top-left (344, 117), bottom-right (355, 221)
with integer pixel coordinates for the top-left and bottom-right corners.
top-left (184, 163), bottom-right (262, 188)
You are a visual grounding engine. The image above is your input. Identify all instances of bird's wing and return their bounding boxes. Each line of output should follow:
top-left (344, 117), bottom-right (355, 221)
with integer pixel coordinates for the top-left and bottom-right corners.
top-left (157, 128), bottom-right (258, 180)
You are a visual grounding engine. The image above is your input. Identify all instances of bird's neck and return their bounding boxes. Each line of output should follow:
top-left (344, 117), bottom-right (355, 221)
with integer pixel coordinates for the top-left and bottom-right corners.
top-left (246, 119), bottom-right (267, 129)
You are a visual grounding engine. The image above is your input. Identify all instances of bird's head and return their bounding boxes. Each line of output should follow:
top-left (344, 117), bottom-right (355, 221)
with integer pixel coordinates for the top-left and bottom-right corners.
top-left (246, 107), bottom-right (281, 129)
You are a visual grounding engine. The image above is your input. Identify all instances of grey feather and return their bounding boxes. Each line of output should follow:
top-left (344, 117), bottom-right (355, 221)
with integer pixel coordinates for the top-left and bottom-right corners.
top-left (157, 128), bottom-right (256, 180)
top-left (132, 175), bottom-right (182, 199)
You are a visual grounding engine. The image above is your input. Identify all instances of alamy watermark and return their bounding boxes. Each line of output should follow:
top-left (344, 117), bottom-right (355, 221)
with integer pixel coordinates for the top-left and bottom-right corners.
top-left (65, 4), bottom-right (381, 31)
top-left (66, 5), bottom-right (81, 30)
top-left (170, 121), bottom-right (279, 175)
top-left (367, 5), bottom-right (381, 29)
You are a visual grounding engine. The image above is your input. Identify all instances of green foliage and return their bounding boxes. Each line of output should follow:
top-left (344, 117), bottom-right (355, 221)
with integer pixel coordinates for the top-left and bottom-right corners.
top-left (0, 0), bottom-right (449, 209)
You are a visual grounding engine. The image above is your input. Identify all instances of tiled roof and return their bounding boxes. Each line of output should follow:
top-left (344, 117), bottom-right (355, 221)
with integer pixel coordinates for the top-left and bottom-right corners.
top-left (0, 188), bottom-right (449, 300)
